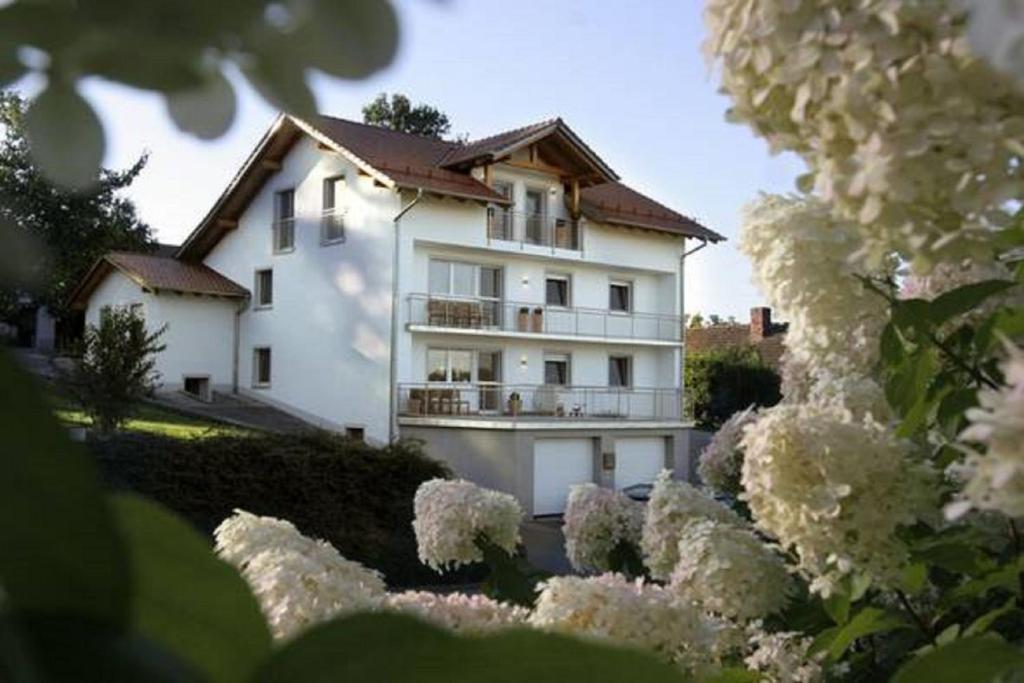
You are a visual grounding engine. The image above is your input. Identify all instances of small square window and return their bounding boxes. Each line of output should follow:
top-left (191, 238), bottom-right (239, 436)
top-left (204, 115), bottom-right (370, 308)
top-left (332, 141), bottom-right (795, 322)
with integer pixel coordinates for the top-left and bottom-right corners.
top-left (610, 281), bottom-right (632, 313)
top-left (253, 347), bottom-right (272, 387)
top-left (345, 426), bottom-right (365, 441)
top-left (255, 269), bottom-right (273, 308)
top-left (609, 356), bottom-right (632, 388)
top-left (274, 189), bottom-right (295, 253)
top-left (545, 275), bottom-right (570, 307)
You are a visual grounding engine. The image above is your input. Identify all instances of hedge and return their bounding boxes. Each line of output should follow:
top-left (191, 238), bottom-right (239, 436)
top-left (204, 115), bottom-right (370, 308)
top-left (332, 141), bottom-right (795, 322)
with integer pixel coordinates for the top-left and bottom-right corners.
top-left (684, 345), bottom-right (782, 430)
top-left (87, 431), bottom-right (480, 588)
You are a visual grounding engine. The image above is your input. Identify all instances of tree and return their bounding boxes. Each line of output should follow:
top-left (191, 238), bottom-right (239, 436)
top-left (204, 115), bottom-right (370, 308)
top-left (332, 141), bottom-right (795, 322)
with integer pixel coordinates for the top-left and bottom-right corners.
top-left (362, 93), bottom-right (451, 138)
top-left (0, 91), bottom-right (154, 322)
top-left (63, 306), bottom-right (166, 435)
top-left (684, 345), bottom-right (781, 431)
top-left (688, 312), bottom-right (705, 329)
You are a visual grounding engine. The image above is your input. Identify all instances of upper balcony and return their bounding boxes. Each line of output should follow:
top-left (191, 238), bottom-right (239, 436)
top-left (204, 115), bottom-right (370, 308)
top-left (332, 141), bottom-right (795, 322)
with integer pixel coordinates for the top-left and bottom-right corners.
top-left (406, 294), bottom-right (683, 346)
top-left (487, 208), bottom-right (581, 251)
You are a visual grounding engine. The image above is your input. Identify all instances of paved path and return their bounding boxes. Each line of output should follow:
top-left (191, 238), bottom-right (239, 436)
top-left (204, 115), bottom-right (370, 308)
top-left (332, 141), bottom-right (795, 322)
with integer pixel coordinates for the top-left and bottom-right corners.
top-left (521, 517), bottom-right (572, 575)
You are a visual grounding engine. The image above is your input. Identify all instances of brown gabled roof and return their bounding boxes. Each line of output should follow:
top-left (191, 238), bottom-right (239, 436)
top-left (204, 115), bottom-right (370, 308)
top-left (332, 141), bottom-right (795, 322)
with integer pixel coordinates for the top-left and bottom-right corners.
top-left (442, 119), bottom-right (558, 167)
top-left (580, 182), bottom-right (724, 242)
top-left (68, 252), bottom-right (248, 310)
top-left (686, 324), bottom-right (788, 369)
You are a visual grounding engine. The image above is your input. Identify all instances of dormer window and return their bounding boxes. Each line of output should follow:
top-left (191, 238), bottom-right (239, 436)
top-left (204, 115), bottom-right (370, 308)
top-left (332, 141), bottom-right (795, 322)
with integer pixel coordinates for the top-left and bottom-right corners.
top-left (321, 176), bottom-right (346, 244)
top-left (273, 189), bottom-right (295, 253)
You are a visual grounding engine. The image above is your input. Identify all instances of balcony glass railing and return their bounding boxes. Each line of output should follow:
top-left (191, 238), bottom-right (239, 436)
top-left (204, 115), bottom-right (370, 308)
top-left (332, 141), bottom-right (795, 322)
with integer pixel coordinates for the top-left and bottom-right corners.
top-left (398, 382), bottom-right (683, 421)
top-left (407, 294), bottom-right (683, 342)
top-left (487, 209), bottom-right (581, 250)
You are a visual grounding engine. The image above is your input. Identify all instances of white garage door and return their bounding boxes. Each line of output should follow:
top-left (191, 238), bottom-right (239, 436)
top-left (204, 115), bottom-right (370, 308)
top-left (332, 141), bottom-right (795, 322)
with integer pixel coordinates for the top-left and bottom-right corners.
top-left (533, 438), bottom-right (594, 516)
top-left (614, 437), bottom-right (666, 490)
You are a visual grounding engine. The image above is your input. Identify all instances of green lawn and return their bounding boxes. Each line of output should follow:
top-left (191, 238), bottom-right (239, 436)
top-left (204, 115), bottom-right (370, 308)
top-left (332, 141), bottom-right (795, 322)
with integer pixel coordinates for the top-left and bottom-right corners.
top-left (49, 392), bottom-right (251, 439)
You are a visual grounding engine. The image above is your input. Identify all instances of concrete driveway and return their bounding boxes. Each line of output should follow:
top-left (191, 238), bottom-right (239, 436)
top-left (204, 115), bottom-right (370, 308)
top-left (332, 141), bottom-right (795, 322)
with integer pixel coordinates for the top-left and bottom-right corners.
top-left (521, 517), bottom-right (572, 575)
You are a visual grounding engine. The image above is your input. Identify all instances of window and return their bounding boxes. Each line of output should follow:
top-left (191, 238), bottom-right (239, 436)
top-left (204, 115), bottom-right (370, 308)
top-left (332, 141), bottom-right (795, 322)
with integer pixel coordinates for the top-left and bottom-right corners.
top-left (255, 269), bottom-right (273, 308)
top-left (273, 189), bottom-right (295, 253)
top-left (429, 260), bottom-right (503, 301)
top-left (253, 347), bottom-right (272, 387)
top-left (321, 176), bottom-right (346, 244)
top-left (488, 181), bottom-right (514, 241)
top-left (544, 353), bottom-right (570, 386)
top-left (426, 348), bottom-right (473, 383)
top-left (609, 355), bottom-right (632, 387)
top-left (545, 274), bottom-right (570, 307)
top-left (345, 426), bottom-right (365, 441)
top-left (525, 188), bottom-right (544, 244)
top-left (183, 376), bottom-right (211, 402)
top-left (609, 281), bottom-right (632, 313)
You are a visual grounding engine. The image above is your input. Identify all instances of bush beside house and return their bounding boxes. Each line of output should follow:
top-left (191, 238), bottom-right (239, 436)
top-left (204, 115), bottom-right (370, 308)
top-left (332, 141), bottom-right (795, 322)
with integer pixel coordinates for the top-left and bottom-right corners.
top-left (87, 431), bottom-right (473, 587)
top-left (684, 345), bottom-right (781, 431)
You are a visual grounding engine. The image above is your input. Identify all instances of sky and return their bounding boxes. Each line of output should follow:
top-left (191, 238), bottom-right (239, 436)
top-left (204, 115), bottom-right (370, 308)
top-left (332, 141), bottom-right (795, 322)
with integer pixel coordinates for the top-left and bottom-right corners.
top-left (22, 0), bottom-right (806, 320)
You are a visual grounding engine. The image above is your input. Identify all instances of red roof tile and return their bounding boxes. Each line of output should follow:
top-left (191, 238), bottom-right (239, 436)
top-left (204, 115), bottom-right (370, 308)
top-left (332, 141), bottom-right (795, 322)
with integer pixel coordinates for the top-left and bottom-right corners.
top-left (580, 182), bottom-right (724, 242)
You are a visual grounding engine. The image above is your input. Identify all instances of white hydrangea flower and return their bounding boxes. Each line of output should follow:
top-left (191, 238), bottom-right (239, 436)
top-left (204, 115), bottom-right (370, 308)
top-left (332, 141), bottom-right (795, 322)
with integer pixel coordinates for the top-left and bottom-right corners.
top-left (214, 510), bottom-right (386, 640)
top-left (706, 0), bottom-right (1024, 272)
top-left (744, 628), bottom-right (826, 683)
top-left (384, 591), bottom-right (528, 635)
top-left (738, 194), bottom-right (890, 385)
top-left (412, 479), bottom-right (523, 572)
top-left (669, 519), bottom-right (793, 622)
top-left (641, 470), bottom-right (745, 580)
top-left (529, 573), bottom-right (724, 675)
top-left (562, 484), bottom-right (644, 573)
top-left (964, 0), bottom-right (1024, 80)
top-left (740, 405), bottom-right (936, 596)
top-left (949, 343), bottom-right (1024, 519)
top-left (698, 406), bottom-right (758, 495)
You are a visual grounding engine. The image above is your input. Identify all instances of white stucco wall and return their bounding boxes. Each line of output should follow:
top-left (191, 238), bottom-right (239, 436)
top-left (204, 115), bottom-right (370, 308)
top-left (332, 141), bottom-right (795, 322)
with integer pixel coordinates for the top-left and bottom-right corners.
top-left (84, 270), bottom-right (236, 391)
top-left (203, 136), bottom-right (400, 441)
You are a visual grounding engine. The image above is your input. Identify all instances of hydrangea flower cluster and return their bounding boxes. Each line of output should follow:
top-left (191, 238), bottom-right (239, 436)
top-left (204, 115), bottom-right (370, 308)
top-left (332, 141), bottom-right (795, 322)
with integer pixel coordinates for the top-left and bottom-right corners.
top-left (949, 343), bottom-right (1024, 519)
top-left (562, 483), bottom-right (644, 573)
top-left (744, 627), bottom-right (826, 683)
top-left (412, 479), bottom-right (523, 571)
top-left (738, 194), bottom-right (890, 385)
top-left (706, 0), bottom-right (1024, 272)
top-left (740, 404), bottom-right (936, 596)
top-left (529, 573), bottom-right (724, 675)
top-left (641, 470), bottom-right (744, 580)
top-left (214, 510), bottom-right (386, 640)
top-left (698, 406), bottom-right (758, 495)
top-left (669, 519), bottom-right (793, 622)
top-left (384, 591), bottom-right (528, 635)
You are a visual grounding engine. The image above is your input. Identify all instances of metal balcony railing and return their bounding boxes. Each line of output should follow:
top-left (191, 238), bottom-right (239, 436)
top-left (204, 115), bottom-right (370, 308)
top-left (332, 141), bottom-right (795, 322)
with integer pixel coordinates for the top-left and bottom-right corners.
top-left (487, 208), bottom-right (581, 250)
top-left (398, 382), bottom-right (683, 421)
top-left (407, 294), bottom-right (683, 342)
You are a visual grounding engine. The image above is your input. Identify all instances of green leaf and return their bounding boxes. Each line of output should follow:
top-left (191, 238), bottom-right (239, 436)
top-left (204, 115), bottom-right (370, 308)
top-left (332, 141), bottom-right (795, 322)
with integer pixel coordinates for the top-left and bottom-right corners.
top-left (24, 82), bottom-right (105, 188)
top-left (812, 607), bottom-right (910, 661)
top-left (887, 347), bottom-right (937, 418)
top-left (964, 597), bottom-right (1018, 637)
top-left (166, 69), bottom-right (237, 140)
top-left (823, 592), bottom-right (850, 625)
top-left (901, 563), bottom-right (929, 595)
top-left (892, 635), bottom-right (1024, 683)
top-left (943, 557), bottom-right (1024, 608)
top-left (891, 298), bottom-right (934, 341)
top-left (1, 611), bottom-right (202, 683)
top-left (110, 493), bottom-right (272, 683)
top-left (928, 280), bottom-right (1016, 326)
top-left (241, 56), bottom-right (317, 120)
top-left (254, 612), bottom-right (690, 683)
top-left (296, 0), bottom-right (399, 79)
top-left (0, 352), bottom-right (129, 624)
top-left (703, 667), bottom-right (761, 683)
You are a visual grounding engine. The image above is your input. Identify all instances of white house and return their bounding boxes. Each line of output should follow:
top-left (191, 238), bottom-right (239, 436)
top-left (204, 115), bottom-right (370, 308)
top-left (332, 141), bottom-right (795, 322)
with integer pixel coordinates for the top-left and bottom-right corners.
top-left (69, 114), bottom-right (724, 515)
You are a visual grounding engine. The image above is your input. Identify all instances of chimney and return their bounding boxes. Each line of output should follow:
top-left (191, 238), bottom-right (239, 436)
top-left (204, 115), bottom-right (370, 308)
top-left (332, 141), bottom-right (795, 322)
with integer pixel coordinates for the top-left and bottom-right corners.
top-left (750, 307), bottom-right (771, 341)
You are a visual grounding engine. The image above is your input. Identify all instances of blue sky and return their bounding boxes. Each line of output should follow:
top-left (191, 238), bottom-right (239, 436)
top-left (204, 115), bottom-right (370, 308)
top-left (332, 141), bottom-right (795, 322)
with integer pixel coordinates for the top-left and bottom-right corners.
top-left (29, 0), bottom-right (806, 319)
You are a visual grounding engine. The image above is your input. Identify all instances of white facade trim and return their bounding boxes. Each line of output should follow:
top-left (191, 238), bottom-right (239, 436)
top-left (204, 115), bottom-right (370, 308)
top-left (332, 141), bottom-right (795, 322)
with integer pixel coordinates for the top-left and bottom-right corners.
top-left (405, 324), bottom-right (683, 348)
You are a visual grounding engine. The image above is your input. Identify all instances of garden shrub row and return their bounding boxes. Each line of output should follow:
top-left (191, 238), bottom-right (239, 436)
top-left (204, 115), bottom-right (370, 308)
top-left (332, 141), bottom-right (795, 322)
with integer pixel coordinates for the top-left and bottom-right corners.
top-left (87, 431), bottom-right (478, 587)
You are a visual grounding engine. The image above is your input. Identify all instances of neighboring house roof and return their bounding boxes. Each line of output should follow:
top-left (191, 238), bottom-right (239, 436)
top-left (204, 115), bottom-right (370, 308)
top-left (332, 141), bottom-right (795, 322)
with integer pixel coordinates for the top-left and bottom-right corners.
top-left (580, 182), bottom-right (723, 242)
top-left (68, 252), bottom-right (248, 310)
top-left (177, 113), bottom-right (723, 261)
top-left (686, 308), bottom-right (789, 370)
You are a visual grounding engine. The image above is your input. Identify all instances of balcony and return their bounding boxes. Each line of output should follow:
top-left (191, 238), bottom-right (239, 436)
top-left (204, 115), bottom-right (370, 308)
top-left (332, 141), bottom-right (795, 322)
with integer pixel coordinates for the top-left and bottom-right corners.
top-left (487, 208), bottom-right (581, 251)
top-left (406, 294), bottom-right (682, 344)
top-left (398, 383), bottom-right (683, 422)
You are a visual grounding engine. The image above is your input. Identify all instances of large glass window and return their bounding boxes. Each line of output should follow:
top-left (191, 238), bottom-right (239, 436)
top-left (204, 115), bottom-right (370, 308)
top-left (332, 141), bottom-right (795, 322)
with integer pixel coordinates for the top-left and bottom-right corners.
top-left (429, 260), bottom-right (502, 301)
top-left (544, 353), bottom-right (570, 385)
top-left (545, 274), bottom-right (570, 307)
top-left (609, 355), bottom-right (632, 387)
top-left (273, 189), bottom-right (295, 253)
top-left (426, 348), bottom-right (474, 383)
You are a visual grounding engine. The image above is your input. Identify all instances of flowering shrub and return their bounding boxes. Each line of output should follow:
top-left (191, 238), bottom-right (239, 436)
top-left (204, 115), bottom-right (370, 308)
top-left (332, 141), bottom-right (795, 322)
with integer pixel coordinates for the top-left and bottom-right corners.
top-left (562, 483), bottom-right (643, 574)
top-left (641, 469), bottom-right (744, 579)
top-left (740, 405), bottom-right (935, 596)
top-left (697, 405), bottom-right (758, 495)
top-left (412, 478), bottom-right (522, 572)
top-left (744, 627), bottom-right (826, 683)
top-left (669, 519), bottom-right (793, 622)
top-left (529, 573), bottom-right (725, 676)
top-left (384, 591), bottom-right (528, 635)
top-left (214, 510), bottom-right (386, 640)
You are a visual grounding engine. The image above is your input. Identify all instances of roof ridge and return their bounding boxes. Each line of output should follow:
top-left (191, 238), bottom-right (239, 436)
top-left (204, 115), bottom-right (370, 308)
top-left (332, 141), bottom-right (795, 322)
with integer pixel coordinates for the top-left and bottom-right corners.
top-left (459, 117), bottom-right (560, 150)
top-left (316, 114), bottom-right (461, 147)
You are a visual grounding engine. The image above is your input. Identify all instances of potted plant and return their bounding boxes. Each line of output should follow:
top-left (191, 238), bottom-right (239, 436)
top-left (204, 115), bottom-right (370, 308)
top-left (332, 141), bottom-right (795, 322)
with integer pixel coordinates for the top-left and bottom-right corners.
top-left (517, 307), bottom-right (530, 331)
top-left (531, 306), bottom-right (544, 332)
top-left (507, 391), bottom-right (522, 416)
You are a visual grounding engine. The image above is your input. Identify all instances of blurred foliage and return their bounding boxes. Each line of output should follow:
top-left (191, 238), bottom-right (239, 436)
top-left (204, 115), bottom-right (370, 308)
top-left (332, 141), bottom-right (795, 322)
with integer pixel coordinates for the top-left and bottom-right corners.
top-left (0, 0), bottom-right (400, 187)
top-left (362, 92), bottom-right (452, 138)
top-left (684, 345), bottom-right (781, 430)
top-left (0, 91), bottom-right (154, 320)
